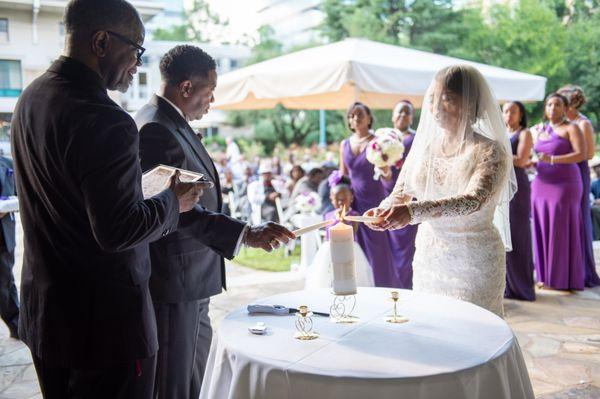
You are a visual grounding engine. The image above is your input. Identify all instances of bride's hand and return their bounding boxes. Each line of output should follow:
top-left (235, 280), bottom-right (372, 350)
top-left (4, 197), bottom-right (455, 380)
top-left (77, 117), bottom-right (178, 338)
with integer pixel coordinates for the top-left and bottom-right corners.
top-left (364, 207), bottom-right (386, 231)
top-left (379, 205), bottom-right (411, 230)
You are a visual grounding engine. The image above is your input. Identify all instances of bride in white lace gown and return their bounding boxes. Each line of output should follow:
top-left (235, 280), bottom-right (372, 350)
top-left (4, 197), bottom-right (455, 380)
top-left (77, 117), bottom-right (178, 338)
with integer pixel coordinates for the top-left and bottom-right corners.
top-left (367, 65), bottom-right (516, 317)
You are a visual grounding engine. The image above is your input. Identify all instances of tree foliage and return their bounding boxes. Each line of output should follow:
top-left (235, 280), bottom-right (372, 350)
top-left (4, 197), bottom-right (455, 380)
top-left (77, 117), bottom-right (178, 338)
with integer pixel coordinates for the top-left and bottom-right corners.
top-left (152, 0), bottom-right (229, 42)
top-left (164, 0), bottom-right (600, 150)
top-left (320, 0), bottom-right (600, 129)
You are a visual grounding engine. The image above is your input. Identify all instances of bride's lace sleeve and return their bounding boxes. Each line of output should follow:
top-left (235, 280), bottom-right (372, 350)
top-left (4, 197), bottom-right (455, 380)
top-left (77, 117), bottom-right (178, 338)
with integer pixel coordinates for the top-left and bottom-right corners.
top-left (379, 176), bottom-right (411, 208)
top-left (407, 142), bottom-right (507, 224)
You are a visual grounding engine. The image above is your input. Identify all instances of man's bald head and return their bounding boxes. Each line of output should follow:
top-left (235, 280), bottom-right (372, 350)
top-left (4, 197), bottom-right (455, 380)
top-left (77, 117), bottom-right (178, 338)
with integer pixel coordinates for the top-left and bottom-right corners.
top-left (64, 0), bottom-right (143, 43)
top-left (63, 0), bottom-right (145, 92)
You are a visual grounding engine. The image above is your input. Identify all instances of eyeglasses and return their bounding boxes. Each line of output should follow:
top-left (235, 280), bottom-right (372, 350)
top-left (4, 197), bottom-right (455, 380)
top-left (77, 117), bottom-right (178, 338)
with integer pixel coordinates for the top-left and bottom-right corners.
top-left (107, 30), bottom-right (145, 64)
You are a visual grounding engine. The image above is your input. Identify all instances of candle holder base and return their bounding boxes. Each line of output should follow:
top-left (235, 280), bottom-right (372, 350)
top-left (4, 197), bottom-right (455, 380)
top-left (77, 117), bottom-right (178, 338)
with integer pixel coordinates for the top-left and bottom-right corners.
top-left (385, 315), bottom-right (409, 324)
top-left (293, 331), bottom-right (320, 340)
top-left (330, 294), bottom-right (359, 324)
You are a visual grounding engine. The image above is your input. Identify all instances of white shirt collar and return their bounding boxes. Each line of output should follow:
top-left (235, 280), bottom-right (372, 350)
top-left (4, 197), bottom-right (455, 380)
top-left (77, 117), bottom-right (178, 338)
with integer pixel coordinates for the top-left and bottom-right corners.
top-left (156, 93), bottom-right (187, 121)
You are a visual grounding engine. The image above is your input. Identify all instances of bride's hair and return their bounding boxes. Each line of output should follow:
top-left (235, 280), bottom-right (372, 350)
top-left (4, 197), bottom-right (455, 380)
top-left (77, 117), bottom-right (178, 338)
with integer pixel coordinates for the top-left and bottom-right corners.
top-left (434, 65), bottom-right (481, 125)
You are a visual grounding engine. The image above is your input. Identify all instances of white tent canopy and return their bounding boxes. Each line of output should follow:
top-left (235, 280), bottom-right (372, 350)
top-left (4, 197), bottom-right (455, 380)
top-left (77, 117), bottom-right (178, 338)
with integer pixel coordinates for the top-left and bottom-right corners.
top-left (214, 38), bottom-right (546, 110)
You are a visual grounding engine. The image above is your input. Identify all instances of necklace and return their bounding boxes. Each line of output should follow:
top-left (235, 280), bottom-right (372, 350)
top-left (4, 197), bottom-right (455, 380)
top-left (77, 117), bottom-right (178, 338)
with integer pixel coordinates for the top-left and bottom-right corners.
top-left (549, 118), bottom-right (567, 131)
top-left (349, 133), bottom-right (372, 144)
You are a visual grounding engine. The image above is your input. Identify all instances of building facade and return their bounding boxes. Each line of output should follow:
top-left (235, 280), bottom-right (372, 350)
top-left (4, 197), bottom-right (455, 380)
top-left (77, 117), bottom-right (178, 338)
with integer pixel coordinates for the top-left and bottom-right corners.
top-left (256, 0), bottom-right (325, 49)
top-left (0, 0), bottom-right (248, 154)
top-left (0, 0), bottom-right (164, 152)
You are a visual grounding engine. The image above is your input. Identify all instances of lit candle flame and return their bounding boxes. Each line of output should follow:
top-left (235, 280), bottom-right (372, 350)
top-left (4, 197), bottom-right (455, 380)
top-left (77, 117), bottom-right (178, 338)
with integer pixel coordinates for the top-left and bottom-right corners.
top-left (336, 205), bottom-right (345, 222)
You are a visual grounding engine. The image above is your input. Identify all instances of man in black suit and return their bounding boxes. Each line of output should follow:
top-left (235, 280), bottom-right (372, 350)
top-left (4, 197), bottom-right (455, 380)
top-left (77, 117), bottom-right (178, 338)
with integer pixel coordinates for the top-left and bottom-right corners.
top-left (10, 1), bottom-right (204, 398)
top-left (136, 45), bottom-right (294, 399)
top-left (0, 156), bottom-right (18, 339)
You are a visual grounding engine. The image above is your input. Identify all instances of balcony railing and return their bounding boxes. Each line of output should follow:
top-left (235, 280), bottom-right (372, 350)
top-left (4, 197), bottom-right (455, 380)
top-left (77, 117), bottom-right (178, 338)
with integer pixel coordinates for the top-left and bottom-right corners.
top-left (0, 89), bottom-right (22, 97)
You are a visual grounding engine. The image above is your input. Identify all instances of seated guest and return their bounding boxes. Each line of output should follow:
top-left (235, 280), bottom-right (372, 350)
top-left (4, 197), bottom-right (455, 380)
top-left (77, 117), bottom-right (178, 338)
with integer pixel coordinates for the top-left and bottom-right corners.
top-left (291, 167), bottom-right (325, 202)
top-left (248, 162), bottom-right (285, 224)
top-left (225, 136), bottom-right (241, 163)
top-left (286, 165), bottom-right (305, 196)
top-left (221, 168), bottom-right (235, 216)
top-left (318, 161), bottom-right (338, 215)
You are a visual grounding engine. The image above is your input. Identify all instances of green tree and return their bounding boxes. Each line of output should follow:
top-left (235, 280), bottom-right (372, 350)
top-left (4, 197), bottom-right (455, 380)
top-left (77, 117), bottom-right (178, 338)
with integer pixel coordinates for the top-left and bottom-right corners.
top-left (245, 25), bottom-right (283, 64)
top-left (459, 0), bottom-right (568, 88)
top-left (153, 24), bottom-right (188, 41)
top-left (320, 0), bottom-right (470, 53)
top-left (151, 0), bottom-right (228, 42)
top-left (450, 0), bottom-right (569, 123)
top-left (564, 12), bottom-right (600, 126)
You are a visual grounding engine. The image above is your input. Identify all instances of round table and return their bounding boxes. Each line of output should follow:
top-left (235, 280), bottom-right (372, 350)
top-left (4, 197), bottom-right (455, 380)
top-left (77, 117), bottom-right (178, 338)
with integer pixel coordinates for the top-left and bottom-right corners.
top-left (200, 288), bottom-right (533, 399)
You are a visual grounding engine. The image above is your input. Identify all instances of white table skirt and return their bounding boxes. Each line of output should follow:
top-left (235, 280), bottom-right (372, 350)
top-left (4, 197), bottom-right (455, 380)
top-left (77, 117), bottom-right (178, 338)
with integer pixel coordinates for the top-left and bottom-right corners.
top-left (200, 288), bottom-right (534, 399)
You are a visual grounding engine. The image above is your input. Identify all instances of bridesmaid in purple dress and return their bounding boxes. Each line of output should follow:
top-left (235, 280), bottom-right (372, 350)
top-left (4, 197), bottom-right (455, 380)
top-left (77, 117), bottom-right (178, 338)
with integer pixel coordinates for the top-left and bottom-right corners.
top-left (387, 100), bottom-right (418, 288)
top-left (340, 102), bottom-right (397, 287)
top-left (558, 85), bottom-right (600, 287)
top-left (532, 93), bottom-right (586, 290)
top-left (502, 101), bottom-right (535, 300)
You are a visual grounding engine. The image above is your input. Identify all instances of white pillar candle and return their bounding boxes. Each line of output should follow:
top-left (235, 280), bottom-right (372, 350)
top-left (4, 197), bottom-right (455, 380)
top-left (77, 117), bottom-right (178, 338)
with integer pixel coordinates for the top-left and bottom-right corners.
top-left (329, 221), bottom-right (357, 295)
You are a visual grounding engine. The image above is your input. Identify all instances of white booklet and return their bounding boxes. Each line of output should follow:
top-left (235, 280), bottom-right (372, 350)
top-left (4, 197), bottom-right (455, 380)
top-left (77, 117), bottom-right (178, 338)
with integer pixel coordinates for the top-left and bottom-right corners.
top-left (141, 164), bottom-right (213, 199)
top-left (0, 196), bottom-right (19, 213)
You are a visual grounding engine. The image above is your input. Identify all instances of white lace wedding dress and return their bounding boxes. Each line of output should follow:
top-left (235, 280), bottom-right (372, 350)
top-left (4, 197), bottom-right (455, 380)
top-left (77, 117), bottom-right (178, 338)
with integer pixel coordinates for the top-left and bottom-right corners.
top-left (383, 135), bottom-right (508, 317)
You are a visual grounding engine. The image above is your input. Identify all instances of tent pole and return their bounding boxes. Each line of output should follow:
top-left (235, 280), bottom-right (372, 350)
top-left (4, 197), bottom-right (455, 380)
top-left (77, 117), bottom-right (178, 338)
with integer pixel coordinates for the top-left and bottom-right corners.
top-left (319, 109), bottom-right (326, 148)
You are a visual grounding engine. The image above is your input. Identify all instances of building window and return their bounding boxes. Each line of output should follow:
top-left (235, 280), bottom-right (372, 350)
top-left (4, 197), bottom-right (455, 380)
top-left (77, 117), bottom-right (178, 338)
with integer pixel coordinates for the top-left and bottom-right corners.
top-left (0, 60), bottom-right (22, 97)
top-left (59, 22), bottom-right (66, 47)
top-left (138, 71), bottom-right (148, 99)
top-left (0, 19), bottom-right (8, 44)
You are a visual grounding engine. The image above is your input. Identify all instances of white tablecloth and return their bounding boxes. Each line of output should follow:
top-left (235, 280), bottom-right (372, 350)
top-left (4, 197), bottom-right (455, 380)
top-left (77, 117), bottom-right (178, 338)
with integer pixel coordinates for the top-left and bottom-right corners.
top-left (200, 288), bottom-right (533, 399)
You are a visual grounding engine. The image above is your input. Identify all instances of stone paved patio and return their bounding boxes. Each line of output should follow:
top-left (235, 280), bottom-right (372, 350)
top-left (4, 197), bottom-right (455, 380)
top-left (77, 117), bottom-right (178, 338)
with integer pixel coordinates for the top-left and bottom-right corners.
top-left (1, 218), bottom-right (599, 398)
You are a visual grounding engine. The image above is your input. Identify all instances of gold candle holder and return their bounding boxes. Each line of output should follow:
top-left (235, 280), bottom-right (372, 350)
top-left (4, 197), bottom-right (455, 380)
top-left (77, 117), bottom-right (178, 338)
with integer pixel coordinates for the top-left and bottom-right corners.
top-left (330, 294), bottom-right (359, 324)
top-left (294, 305), bottom-right (319, 340)
top-left (385, 291), bottom-right (409, 323)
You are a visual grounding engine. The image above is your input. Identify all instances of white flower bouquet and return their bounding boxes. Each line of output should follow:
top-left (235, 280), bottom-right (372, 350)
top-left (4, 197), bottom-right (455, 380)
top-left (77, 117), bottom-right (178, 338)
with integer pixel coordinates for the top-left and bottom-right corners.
top-left (294, 191), bottom-right (321, 214)
top-left (366, 128), bottom-right (405, 179)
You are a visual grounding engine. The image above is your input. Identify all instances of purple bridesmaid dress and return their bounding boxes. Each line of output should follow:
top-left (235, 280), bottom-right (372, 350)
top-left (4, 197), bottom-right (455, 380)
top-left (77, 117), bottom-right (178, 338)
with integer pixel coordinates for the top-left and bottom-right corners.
top-left (575, 114), bottom-right (600, 287)
top-left (342, 140), bottom-right (397, 287)
top-left (531, 125), bottom-right (585, 290)
top-left (505, 131), bottom-right (535, 300)
top-left (387, 131), bottom-right (418, 289)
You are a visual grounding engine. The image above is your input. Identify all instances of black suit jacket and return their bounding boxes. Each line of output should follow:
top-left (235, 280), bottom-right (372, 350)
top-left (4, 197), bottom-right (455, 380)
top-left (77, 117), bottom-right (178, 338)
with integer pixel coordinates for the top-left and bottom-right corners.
top-left (0, 156), bottom-right (16, 252)
top-left (136, 95), bottom-right (246, 303)
top-left (10, 57), bottom-right (179, 368)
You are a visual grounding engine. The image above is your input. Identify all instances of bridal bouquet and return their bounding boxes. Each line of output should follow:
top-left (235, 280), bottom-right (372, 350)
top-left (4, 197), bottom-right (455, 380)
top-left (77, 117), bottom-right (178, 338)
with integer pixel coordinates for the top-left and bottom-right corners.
top-left (366, 128), bottom-right (405, 179)
top-left (294, 192), bottom-right (321, 214)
